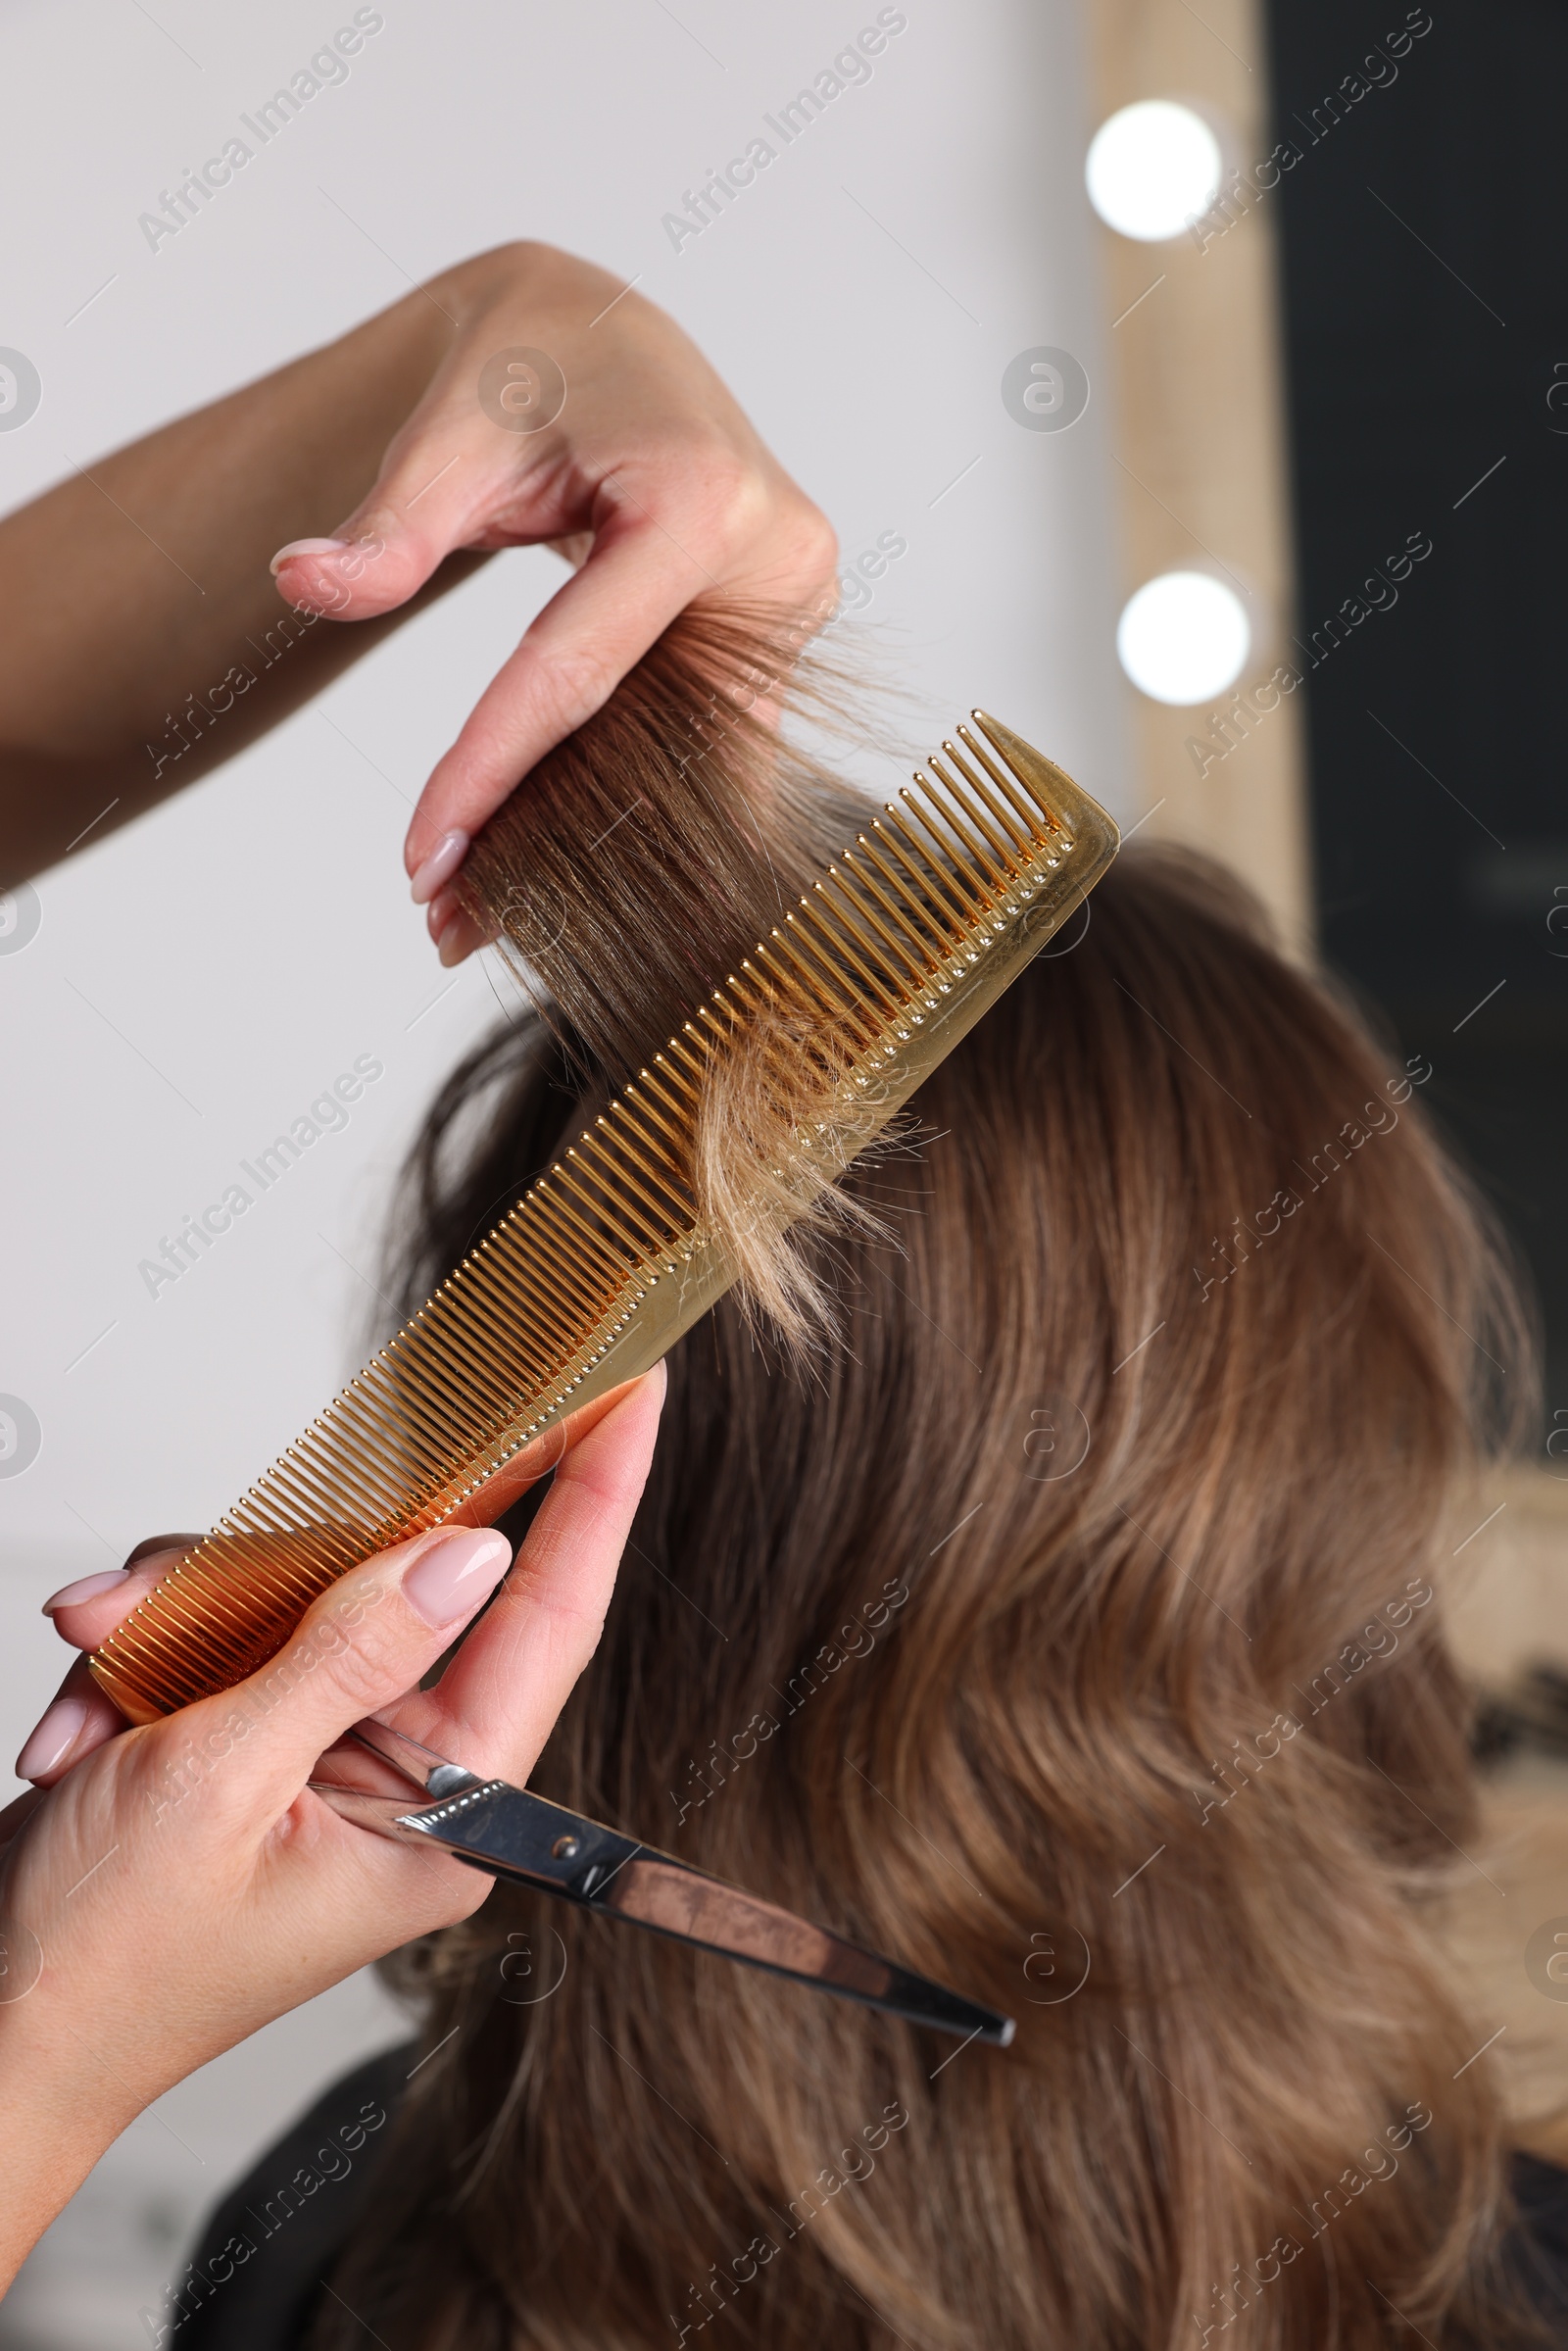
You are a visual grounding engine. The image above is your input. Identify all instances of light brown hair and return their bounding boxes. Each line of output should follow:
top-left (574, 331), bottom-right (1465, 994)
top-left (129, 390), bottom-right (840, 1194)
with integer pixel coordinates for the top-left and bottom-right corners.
top-left (317, 608), bottom-right (1537, 2349)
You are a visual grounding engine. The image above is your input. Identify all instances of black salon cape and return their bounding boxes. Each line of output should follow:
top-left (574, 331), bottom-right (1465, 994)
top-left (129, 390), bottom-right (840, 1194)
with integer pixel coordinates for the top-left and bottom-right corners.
top-left (170, 2046), bottom-right (411, 2351)
top-left (169, 2048), bottom-right (1568, 2349)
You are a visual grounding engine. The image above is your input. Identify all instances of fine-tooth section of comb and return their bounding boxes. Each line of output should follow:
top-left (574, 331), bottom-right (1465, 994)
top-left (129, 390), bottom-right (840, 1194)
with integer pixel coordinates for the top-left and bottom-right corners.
top-left (88, 714), bottom-right (1119, 1724)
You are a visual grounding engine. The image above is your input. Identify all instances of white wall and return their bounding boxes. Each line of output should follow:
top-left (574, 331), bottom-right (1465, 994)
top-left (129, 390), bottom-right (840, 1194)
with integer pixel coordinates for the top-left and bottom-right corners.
top-left (0, 0), bottom-right (1123, 2338)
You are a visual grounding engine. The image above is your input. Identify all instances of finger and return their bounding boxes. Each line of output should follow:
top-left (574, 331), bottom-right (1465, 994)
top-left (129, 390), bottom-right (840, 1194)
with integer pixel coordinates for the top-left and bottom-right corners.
top-left (441, 1378), bottom-right (638, 1531)
top-left (20, 1533), bottom-right (201, 1779)
top-left (270, 383), bottom-right (552, 623)
top-left (15, 1656), bottom-right (131, 1787)
top-left (44, 1541), bottom-right (198, 1652)
top-left (23, 1533), bottom-right (208, 1768)
top-left (124, 1532), bottom-right (206, 1569)
top-left (206, 1524), bottom-right (517, 1808)
top-left (397, 1366), bottom-right (665, 1780)
top-left (38, 1530), bottom-right (198, 1618)
top-left (404, 519), bottom-right (709, 881)
top-left (426, 891), bottom-right (489, 966)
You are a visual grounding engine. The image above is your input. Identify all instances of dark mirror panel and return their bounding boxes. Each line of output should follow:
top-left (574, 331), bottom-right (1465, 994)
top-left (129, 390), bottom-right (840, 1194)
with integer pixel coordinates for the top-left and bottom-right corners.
top-left (1265, 0), bottom-right (1568, 1408)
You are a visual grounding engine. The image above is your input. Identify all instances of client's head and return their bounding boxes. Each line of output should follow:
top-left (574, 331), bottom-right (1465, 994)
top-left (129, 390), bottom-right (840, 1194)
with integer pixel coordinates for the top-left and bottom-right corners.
top-left (317, 617), bottom-right (1534, 2351)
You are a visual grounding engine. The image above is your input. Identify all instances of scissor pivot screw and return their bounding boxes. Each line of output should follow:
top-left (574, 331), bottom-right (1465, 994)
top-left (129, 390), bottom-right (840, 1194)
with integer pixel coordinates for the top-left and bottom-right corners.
top-left (552, 1835), bottom-right (580, 1860)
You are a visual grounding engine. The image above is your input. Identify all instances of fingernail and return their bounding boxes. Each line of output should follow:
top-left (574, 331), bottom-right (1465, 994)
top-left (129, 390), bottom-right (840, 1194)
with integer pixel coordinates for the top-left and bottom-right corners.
top-left (270, 536), bottom-right (350, 575)
top-left (17, 1695), bottom-right (90, 1783)
top-left (436, 911), bottom-right (469, 968)
top-left (410, 829), bottom-right (470, 906)
top-left (42, 1569), bottom-right (129, 1614)
top-left (402, 1529), bottom-right (513, 1628)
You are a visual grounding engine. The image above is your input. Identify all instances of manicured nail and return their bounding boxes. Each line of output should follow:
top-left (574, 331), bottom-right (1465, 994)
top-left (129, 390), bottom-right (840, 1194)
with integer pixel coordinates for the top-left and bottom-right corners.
top-left (402, 1529), bottom-right (513, 1628)
top-left (409, 829), bottom-right (469, 906)
top-left (42, 1569), bottom-right (129, 1614)
top-left (17, 1695), bottom-right (90, 1783)
top-left (435, 910), bottom-right (470, 967)
top-left (270, 536), bottom-right (351, 575)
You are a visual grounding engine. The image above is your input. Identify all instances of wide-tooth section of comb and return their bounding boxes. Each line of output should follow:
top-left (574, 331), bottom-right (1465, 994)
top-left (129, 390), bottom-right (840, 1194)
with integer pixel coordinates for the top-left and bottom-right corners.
top-left (89, 714), bottom-right (1119, 1722)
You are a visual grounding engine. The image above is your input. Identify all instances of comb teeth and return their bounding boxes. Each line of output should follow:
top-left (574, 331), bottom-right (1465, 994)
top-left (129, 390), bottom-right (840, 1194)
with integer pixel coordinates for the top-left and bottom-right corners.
top-left (88, 714), bottom-right (1118, 1722)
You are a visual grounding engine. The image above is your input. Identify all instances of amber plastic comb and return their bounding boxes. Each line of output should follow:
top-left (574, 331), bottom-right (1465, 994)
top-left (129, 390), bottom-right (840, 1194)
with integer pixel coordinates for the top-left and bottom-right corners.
top-left (89, 715), bottom-right (1118, 1724)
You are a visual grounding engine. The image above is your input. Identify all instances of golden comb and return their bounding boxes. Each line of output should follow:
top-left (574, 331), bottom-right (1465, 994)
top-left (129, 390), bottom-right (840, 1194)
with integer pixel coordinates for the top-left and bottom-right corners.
top-left (89, 714), bottom-right (1118, 1724)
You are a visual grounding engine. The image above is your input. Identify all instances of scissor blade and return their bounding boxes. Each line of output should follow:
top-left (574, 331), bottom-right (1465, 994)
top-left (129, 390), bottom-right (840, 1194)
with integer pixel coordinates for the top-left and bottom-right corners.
top-left (364, 1777), bottom-right (1010, 2045)
top-left (318, 1728), bottom-right (1014, 2047)
top-left (603, 1854), bottom-right (1013, 2044)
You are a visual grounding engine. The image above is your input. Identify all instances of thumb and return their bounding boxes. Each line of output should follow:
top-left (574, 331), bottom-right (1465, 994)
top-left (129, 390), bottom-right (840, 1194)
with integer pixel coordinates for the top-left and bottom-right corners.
top-left (268, 514), bottom-right (409, 622)
top-left (269, 389), bottom-right (520, 622)
top-left (216, 1525), bottom-right (514, 1805)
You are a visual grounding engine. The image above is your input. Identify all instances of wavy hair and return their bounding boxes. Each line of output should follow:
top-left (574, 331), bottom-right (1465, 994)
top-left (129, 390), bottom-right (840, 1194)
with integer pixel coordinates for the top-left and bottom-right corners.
top-left (313, 608), bottom-right (1538, 2349)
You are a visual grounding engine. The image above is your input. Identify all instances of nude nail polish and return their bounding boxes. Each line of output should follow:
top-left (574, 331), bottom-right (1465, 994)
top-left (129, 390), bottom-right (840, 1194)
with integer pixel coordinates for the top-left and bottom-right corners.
top-left (410, 830), bottom-right (470, 906)
top-left (42, 1568), bottom-right (129, 1614)
top-left (435, 913), bottom-right (469, 968)
top-left (17, 1695), bottom-right (90, 1783)
top-left (270, 536), bottom-right (351, 575)
top-left (403, 1529), bottom-right (513, 1628)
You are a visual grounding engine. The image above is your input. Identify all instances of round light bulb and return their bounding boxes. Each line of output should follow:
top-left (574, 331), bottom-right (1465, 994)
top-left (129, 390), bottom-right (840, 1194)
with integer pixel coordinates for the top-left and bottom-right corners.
top-left (1086, 101), bottom-right (1223, 242)
top-left (1116, 572), bottom-right (1250, 706)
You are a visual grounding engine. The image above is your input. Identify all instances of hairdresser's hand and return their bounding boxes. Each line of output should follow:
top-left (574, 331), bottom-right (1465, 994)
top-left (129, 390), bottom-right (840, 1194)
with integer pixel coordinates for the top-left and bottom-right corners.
top-left (269, 241), bottom-right (838, 965)
top-left (0, 1370), bottom-right (662, 2291)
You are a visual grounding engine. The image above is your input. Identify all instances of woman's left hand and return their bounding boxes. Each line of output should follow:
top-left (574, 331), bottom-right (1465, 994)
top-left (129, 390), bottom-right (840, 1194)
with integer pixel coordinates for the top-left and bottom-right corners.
top-left (270, 240), bottom-right (838, 965)
top-left (0, 1368), bottom-right (663, 2290)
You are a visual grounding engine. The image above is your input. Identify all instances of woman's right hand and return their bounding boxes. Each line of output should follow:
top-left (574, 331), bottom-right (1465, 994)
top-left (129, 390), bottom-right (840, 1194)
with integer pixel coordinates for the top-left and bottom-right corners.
top-left (0, 1368), bottom-right (664, 2291)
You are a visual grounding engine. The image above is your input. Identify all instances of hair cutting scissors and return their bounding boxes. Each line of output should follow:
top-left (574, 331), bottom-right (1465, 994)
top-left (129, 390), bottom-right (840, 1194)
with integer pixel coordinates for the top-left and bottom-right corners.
top-left (315, 1719), bottom-right (1013, 2047)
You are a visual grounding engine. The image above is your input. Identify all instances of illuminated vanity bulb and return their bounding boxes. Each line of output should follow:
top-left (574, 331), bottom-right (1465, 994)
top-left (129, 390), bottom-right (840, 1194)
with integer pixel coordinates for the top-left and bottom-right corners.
top-left (1116, 572), bottom-right (1250, 706)
top-left (1086, 101), bottom-right (1222, 242)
